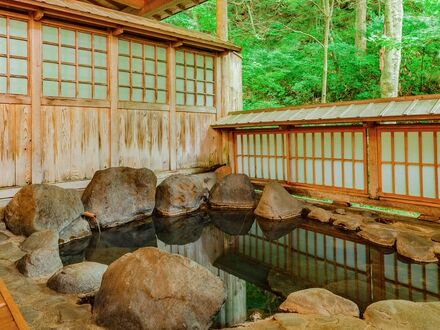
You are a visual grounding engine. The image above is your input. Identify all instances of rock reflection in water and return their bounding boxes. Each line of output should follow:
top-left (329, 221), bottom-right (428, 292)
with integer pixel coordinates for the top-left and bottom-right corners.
top-left (210, 208), bottom-right (255, 235)
top-left (157, 225), bottom-right (248, 327)
top-left (256, 216), bottom-right (304, 241)
top-left (60, 217), bottom-right (157, 265)
top-left (153, 211), bottom-right (210, 245)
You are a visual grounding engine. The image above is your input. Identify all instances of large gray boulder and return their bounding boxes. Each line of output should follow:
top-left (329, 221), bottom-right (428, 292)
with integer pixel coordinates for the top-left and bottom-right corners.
top-left (255, 182), bottom-right (304, 220)
top-left (82, 167), bottom-right (157, 229)
top-left (155, 174), bottom-right (208, 216)
top-left (279, 288), bottom-right (360, 317)
top-left (209, 174), bottom-right (255, 209)
top-left (47, 261), bottom-right (108, 294)
top-left (364, 300), bottom-right (440, 330)
top-left (94, 247), bottom-right (226, 330)
top-left (16, 230), bottom-right (63, 278)
top-left (4, 184), bottom-right (84, 236)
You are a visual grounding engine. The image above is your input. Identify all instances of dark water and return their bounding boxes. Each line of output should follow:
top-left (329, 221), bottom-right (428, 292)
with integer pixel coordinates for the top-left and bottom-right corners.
top-left (60, 210), bottom-right (440, 325)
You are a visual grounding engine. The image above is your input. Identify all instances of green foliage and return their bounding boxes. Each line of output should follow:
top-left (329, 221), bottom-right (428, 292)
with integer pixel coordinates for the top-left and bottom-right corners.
top-left (166, 0), bottom-right (440, 109)
top-left (245, 282), bottom-right (282, 317)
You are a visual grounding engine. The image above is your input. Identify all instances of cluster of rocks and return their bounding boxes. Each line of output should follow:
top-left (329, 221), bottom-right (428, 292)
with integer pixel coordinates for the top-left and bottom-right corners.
top-left (0, 166), bottom-right (253, 329)
top-left (3, 165), bottom-right (440, 329)
top-left (230, 288), bottom-right (440, 330)
top-left (252, 180), bottom-right (440, 263)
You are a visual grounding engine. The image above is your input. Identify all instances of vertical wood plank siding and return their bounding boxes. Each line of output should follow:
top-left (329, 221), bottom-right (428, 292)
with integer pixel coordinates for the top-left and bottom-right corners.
top-left (0, 8), bottom-right (228, 189)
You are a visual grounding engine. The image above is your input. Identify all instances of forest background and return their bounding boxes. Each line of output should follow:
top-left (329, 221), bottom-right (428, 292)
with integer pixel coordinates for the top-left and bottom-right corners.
top-left (165, 0), bottom-right (440, 110)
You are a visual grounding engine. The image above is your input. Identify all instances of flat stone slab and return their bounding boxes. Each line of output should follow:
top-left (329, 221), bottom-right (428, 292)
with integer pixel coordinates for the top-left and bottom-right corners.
top-left (306, 207), bottom-right (331, 223)
top-left (331, 214), bottom-right (364, 231)
top-left (228, 313), bottom-right (370, 330)
top-left (431, 232), bottom-right (440, 243)
top-left (279, 288), bottom-right (359, 317)
top-left (364, 300), bottom-right (440, 330)
top-left (396, 232), bottom-right (437, 263)
top-left (357, 223), bottom-right (397, 247)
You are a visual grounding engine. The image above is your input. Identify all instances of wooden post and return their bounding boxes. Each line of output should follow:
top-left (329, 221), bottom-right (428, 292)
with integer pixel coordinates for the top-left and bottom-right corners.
top-left (30, 18), bottom-right (43, 184)
top-left (367, 124), bottom-right (380, 199)
top-left (109, 33), bottom-right (120, 167)
top-left (220, 51), bottom-right (242, 167)
top-left (216, 0), bottom-right (228, 41)
top-left (168, 45), bottom-right (177, 170)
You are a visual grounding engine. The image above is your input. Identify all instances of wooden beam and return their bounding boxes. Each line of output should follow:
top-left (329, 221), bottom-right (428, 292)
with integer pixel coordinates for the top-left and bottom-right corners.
top-left (109, 33), bottom-right (120, 167)
top-left (32, 9), bottom-right (44, 21)
top-left (136, 0), bottom-right (185, 16)
top-left (168, 46), bottom-right (177, 171)
top-left (30, 16), bottom-right (43, 185)
top-left (112, 27), bottom-right (124, 36)
top-left (216, 0), bottom-right (228, 40)
top-left (109, 0), bottom-right (145, 9)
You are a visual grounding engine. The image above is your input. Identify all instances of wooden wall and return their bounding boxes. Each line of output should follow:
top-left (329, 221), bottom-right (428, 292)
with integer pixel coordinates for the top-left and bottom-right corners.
top-left (0, 104), bottom-right (32, 188)
top-left (0, 9), bottom-right (242, 198)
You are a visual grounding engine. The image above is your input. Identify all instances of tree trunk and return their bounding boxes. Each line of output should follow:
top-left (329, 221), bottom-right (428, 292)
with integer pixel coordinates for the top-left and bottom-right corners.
top-left (380, 0), bottom-right (403, 98)
top-left (355, 0), bottom-right (367, 51)
top-left (321, 0), bottom-right (334, 103)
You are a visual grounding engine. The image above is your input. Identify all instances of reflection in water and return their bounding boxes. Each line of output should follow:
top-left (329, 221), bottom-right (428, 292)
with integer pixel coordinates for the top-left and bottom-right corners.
top-left (60, 210), bottom-right (440, 324)
top-left (210, 209), bottom-right (255, 235)
top-left (153, 212), bottom-right (210, 245)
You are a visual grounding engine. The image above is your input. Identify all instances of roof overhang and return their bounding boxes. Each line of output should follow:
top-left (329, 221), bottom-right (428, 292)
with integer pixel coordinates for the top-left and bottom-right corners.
top-left (2, 0), bottom-right (240, 52)
top-left (77, 0), bottom-right (209, 21)
top-left (212, 94), bottom-right (440, 130)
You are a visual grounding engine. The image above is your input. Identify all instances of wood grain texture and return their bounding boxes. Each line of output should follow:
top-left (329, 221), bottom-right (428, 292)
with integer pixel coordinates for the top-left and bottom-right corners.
top-left (0, 104), bottom-right (32, 187)
top-left (0, 279), bottom-right (28, 330)
top-left (176, 112), bottom-right (219, 169)
top-left (40, 106), bottom-right (110, 183)
top-left (118, 109), bottom-right (170, 170)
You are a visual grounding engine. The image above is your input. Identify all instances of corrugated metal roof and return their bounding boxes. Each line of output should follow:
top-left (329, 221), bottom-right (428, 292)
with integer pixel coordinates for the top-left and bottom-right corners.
top-left (6, 0), bottom-right (239, 51)
top-left (213, 95), bottom-right (440, 129)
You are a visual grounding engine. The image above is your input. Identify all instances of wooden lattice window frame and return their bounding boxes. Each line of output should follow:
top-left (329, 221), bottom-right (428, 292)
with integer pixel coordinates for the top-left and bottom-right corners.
top-left (287, 127), bottom-right (367, 193)
top-left (0, 12), bottom-right (29, 96)
top-left (235, 131), bottom-right (288, 181)
top-left (118, 37), bottom-right (168, 104)
top-left (378, 125), bottom-right (440, 204)
top-left (175, 49), bottom-right (215, 107)
top-left (41, 22), bottom-right (108, 100)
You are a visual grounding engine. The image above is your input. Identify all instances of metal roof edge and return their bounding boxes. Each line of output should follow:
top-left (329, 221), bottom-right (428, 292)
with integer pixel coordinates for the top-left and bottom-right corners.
top-left (228, 94), bottom-right (440, 116)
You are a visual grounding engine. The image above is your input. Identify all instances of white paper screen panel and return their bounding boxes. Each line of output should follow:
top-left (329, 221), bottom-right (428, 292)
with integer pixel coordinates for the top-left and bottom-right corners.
top-left (289, 129), bottom-right (366, 191)
top-left (42, 24), bottom-right (108, 99)
top-left (0, 15), bottom-right (28, 95)
top-left (235, 132), bottom-right (287, 180)
top-left (118, 39), bottom-right (167, 103)
top-left (380, 128), bottom-right (440, 201)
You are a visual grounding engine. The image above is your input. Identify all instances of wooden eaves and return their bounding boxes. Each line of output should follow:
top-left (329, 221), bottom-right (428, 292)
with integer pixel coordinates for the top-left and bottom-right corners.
top-left (1, 0), bottom-right (240, 52)
top-left (78, 0), bottom-right (209, 20)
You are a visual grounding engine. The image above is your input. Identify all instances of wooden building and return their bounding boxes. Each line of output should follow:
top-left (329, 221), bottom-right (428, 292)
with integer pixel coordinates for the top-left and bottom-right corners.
top-left (213, 94), bottom-right (440, 218)
top-left (0, 0), bottom-right (242, 202)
